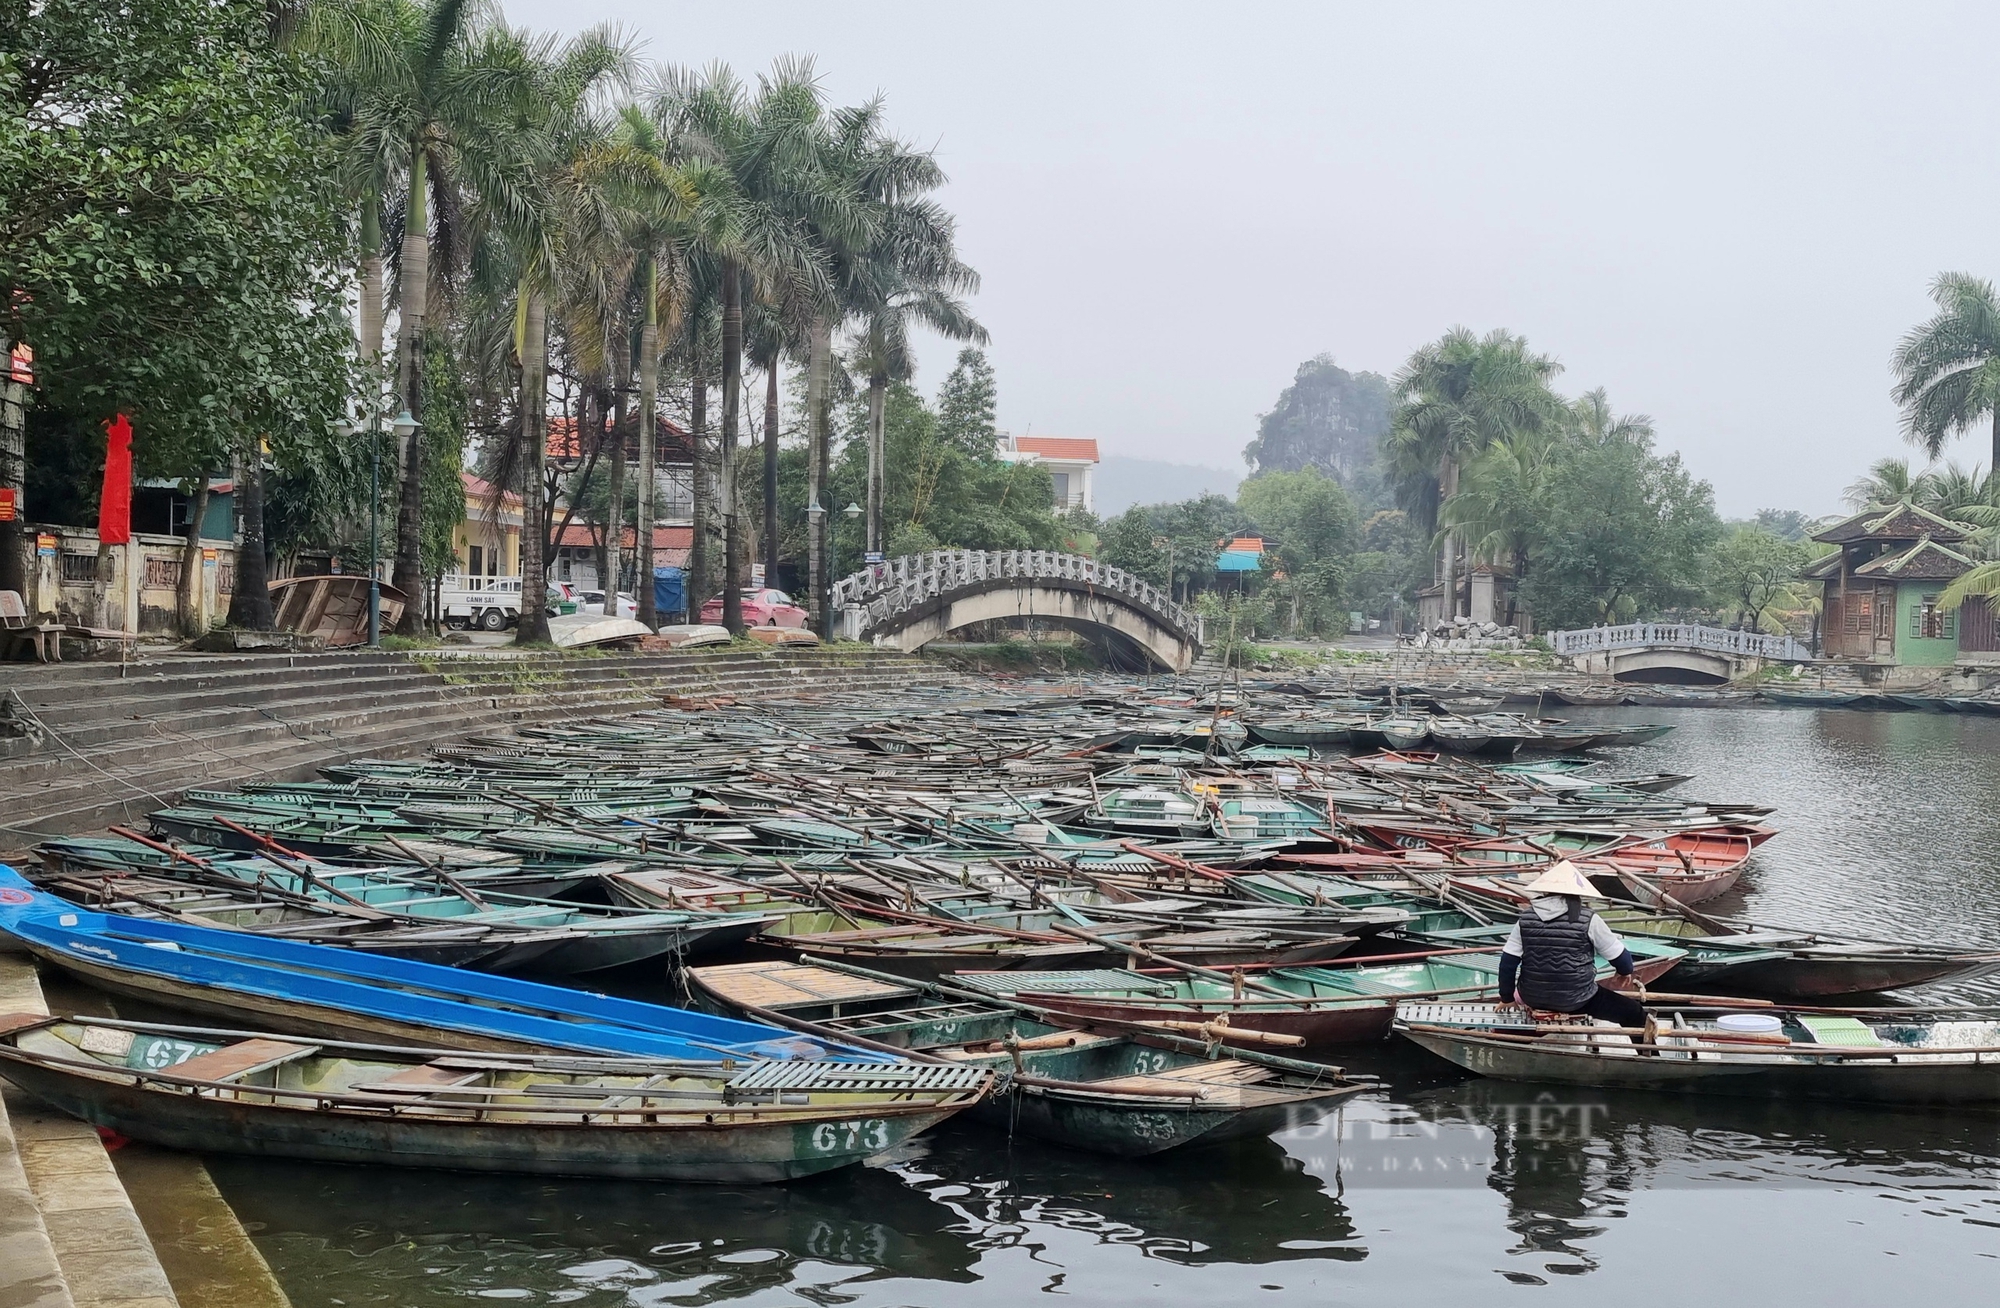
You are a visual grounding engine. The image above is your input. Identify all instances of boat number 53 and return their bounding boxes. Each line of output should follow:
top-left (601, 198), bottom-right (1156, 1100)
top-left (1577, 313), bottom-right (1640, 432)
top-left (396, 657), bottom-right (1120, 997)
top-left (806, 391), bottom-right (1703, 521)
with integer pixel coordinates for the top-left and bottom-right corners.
top-left (811, 1119), bottom-right (890, 1153)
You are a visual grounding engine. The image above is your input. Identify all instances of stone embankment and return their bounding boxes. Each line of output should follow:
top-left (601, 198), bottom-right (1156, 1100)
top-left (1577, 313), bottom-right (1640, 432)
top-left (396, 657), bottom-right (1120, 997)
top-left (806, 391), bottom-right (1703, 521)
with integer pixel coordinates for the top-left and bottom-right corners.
top-left (0, 646), bottom-right (958, 843)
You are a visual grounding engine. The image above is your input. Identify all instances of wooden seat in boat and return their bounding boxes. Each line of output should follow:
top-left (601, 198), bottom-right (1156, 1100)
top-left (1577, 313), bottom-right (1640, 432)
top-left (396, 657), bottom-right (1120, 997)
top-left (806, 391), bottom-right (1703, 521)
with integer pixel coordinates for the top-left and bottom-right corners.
top-left (160, 1038), bottom-right (317, 1085)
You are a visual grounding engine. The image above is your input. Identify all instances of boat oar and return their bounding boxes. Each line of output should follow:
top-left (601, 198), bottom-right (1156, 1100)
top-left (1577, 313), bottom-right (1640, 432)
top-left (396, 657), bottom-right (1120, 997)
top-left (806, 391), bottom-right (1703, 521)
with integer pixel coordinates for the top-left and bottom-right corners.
top-left (208, 817), bottom-right (388, 916)
top-left (1126, 1016), bottom-right (1306, 1048)
top-left (381, 834), bottom-right (492, 910)
top-left (1046, 922), bottom-right (1307, 1003)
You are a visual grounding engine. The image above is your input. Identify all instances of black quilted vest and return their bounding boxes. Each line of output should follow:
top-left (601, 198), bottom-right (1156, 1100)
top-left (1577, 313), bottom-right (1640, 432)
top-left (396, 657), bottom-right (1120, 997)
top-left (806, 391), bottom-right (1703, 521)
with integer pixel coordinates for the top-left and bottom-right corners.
top-left (1515, 897), bottom-right (1599, 1012)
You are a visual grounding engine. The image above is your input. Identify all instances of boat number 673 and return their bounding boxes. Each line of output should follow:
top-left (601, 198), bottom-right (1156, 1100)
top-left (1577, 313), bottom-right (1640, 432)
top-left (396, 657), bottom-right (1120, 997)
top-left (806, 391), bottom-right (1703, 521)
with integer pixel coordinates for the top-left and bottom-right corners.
top-left (811, 1119), bottom-right (890, 1153)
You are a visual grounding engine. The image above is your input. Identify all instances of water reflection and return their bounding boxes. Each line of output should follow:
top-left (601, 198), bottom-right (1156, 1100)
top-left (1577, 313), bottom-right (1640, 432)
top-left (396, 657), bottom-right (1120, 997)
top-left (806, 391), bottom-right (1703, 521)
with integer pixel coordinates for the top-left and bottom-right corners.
top-left (205, 1151), bottom-right (979, 1307)
top-left (906, 1123), bottom-right (1364, 1267)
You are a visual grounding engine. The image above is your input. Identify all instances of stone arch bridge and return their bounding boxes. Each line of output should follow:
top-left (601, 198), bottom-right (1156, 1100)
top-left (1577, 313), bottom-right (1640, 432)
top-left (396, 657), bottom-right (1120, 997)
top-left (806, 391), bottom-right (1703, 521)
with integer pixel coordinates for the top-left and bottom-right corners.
top-left (833, 550), bottom-right (1205, 672)
top-left (1548, 623), bottom-right (1814, 685)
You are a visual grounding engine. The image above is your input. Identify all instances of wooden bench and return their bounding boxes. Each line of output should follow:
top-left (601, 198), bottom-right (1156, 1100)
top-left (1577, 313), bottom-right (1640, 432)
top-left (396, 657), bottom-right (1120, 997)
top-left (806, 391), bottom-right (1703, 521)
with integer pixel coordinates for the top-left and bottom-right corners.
top-left (349, 1061), bottom-right (485, 1094)
top-left (158, 1038), bottom-right (317, 1086)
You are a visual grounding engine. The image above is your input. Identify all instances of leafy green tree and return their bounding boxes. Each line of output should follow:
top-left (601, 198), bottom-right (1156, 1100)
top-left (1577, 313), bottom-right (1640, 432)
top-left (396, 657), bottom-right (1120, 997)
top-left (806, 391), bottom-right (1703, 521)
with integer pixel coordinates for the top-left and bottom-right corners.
top-left (1522, 428), bottom-right (1720, 628)
top-left (2, 0), bottom-right (352, 598)
top-left (1236, 469), bottom-right (1359, 634)
top-left (935, 348), bottom-right (998, 456)
top-left (1707, 526), bottom-right (1811, 630)
top-left (1892, 272), bottom-right (2000, 473)
top-left (826, 382), bottom-right (1056, 565)
top-left (1244, 355), bottom-right (1393, 483)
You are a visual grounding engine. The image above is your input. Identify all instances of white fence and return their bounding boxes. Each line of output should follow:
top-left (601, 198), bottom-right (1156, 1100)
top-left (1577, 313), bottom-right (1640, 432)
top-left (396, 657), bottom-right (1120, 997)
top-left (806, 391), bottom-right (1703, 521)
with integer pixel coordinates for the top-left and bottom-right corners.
top-left (832, 549), bottom-right (1202, 642)
top-left (1546, 622), bottom-right (1813, 663)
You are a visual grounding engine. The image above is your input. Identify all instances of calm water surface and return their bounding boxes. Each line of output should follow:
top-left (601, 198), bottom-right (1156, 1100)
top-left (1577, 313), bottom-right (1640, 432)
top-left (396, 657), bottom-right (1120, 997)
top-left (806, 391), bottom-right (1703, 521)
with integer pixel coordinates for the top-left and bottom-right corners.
top-left (209, 706), bottom-right (2000, 1305)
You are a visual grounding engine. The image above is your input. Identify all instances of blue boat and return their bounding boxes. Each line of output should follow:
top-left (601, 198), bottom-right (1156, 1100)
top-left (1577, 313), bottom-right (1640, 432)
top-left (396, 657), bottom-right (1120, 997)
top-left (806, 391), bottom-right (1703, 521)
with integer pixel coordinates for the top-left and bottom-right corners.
top-left (0, 867), bottom-right (883, 1064)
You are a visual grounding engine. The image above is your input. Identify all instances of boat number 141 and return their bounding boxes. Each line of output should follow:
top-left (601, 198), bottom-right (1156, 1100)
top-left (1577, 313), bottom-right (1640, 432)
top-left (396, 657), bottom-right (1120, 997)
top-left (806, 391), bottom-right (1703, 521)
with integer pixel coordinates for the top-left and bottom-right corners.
top-left (811, 1119), bottom-right (890, 1153)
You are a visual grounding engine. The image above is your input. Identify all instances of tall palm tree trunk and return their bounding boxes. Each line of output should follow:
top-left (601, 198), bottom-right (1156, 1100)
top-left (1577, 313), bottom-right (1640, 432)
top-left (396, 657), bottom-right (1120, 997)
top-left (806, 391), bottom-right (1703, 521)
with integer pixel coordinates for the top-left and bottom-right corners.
top-left (763, 361), bottom-right (780, 583)
top-left (1437, 456), bottom-right (1459, 621)
top-left (1991, 408), bottom-right (1999, 479)
top-left (358, 198), bottom-right (386, 377)
top-left (807, 319), bottom-right (830, 637)
top-left (689, 365), bottom-right (709, 611)
top-left (636, 267), bottom-right (659, 629)
top-left (865, 374), bottom-right (886, 555)
top-left (605, 374), bottom-right (625, 602)
top-left (516, 290), bottom-right (551, 645)
top-left (719, 259), bottom-right (745, 634)
top-left (390, 149), bottom-right (430, 635)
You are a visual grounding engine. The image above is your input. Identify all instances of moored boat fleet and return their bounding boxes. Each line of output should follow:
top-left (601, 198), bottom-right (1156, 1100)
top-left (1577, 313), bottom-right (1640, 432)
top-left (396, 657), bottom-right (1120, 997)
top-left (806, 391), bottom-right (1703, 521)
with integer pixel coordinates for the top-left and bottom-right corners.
top-left (3, 677), bottom-right (1998, 1183)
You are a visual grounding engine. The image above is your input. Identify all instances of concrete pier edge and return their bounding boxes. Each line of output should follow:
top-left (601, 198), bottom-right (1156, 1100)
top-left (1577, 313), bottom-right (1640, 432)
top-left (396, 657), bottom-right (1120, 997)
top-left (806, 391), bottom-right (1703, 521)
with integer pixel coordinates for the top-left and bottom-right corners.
top-left (0, 954), bottom-right (289, 1308)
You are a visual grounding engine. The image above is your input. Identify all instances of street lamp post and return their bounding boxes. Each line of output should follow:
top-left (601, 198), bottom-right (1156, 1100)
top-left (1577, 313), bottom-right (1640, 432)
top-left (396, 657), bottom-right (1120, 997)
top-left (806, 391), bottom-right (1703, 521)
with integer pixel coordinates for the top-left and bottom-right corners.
top-left (843, 501), bottom-right (862, 576)
top-left (339, 407), bottom-right (417, 647)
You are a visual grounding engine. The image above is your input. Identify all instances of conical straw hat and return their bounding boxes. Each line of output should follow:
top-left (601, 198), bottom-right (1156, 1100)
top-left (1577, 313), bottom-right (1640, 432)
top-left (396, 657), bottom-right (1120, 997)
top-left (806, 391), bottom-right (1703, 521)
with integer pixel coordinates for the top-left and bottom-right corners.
top-left (1521, 860), bottom-right (1605, 899)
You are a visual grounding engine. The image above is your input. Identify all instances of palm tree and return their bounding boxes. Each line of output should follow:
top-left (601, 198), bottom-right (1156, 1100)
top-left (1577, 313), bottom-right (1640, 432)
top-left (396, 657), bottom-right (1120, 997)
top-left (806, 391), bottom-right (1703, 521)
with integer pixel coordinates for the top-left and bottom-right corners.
top-left (1566, 387), bottom-right (1654, 446)
top-left (602, 102), bottom-right (726, 628)
top-left (317, 0), bottom-right (547, 633)
top-left (852, 261), bottom-right (987, 556)
top-left (1843, 456), bottom-right (1933, 510)
top-left (839, 122), bottom-right (986, 556)
top-left (1892, 272), bottom-right (2000, 474)
top-left (1385, 328), bottom-right (1563, 620)
top-left (656, 61), bottom-right (848, 635)
top-left (1436, 427), bottom-right (1558, 624)
top-left (459, 22), bottom-right (633, 642)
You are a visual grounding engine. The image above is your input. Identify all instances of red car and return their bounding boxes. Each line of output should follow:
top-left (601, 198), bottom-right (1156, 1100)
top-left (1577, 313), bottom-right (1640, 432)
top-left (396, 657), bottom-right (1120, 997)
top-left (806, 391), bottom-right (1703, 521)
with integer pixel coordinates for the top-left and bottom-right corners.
top-left (699, 588), bottom-right (809, 628)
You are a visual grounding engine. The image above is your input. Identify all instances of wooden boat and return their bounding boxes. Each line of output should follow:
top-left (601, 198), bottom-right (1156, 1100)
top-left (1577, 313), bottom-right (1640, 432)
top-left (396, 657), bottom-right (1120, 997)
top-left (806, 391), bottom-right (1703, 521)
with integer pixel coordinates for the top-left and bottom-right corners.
top-left (686, 959), bottom-right (1367, 1156)
top-left (1425, 719), bottom-right (1495, 754)
top-left (0, 870), bottom-right (874, 1062)
top-left (949, 942), bottom-right (1682, 1050)
top-left (0, 1014), bottom-right (987, 1183)
top-left (1395, 1001), bottom-right (2000, 1105)
top-left (1242, 716), bottom-right (1356, 749)
top-left (1375, 717), bottom-right (1432, 751)
top-left (1079, 788), bottom-right (1210, 839)
top-left (66, 851), bottom-right (771, 975)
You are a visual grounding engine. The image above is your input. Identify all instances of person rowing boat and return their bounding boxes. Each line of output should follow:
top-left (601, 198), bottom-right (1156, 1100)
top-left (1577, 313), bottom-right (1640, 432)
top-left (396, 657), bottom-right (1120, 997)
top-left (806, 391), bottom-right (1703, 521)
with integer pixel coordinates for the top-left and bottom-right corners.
top-left (1496, 861), bottom-right (1645, 1027)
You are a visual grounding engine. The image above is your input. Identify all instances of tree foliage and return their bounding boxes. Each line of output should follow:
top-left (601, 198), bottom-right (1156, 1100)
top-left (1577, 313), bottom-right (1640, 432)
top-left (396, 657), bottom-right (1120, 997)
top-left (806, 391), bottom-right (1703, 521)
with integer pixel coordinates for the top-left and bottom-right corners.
top-left (2, 0), bottom-right (353, 479)
top-left (1519, 425), bottom-right (1720, 628)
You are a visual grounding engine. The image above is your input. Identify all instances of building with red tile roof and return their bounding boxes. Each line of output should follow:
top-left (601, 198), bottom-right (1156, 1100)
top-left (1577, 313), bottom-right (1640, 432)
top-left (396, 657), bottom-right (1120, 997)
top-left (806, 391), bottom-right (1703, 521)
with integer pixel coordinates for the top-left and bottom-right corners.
top-left (997, 435), bottom-right (1100, 512)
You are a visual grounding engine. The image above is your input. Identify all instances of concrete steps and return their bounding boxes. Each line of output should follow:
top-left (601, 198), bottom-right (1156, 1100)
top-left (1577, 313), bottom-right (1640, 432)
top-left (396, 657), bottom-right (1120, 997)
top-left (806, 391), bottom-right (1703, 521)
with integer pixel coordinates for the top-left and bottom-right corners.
top-left (0, 646), bottom-right (959, 839)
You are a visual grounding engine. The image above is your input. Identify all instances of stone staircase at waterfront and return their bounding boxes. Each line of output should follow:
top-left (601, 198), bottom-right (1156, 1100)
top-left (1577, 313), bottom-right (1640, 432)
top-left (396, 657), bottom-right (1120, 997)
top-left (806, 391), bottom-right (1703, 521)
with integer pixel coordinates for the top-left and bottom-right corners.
top-left (0, 646), bottom-right (958, 842)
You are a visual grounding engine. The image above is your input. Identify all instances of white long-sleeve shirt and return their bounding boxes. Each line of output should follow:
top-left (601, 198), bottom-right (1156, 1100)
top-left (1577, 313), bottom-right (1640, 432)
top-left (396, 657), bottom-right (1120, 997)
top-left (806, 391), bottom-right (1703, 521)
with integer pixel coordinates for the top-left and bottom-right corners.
top-left (1500, 895), bottom-right (1628, 960)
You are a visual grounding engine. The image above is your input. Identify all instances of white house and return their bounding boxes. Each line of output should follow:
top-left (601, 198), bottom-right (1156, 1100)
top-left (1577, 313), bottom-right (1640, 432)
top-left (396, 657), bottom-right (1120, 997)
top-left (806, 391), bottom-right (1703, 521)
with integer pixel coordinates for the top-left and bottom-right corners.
top-left (997, 435), bottom-right (1099, 513)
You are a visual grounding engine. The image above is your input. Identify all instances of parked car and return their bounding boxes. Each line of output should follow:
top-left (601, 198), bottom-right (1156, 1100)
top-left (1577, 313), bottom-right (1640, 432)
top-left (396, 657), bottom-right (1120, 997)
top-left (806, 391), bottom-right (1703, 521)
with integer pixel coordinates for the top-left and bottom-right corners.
top-left (579, 590), bottom-right (638, 619)
top-left (699, 587), bottom-right (808, 628)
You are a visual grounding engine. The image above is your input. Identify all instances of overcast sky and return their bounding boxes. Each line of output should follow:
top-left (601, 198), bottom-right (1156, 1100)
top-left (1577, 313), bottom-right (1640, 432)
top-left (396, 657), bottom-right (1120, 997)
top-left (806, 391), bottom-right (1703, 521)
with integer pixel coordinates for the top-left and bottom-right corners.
top-left (511, 0), bottom-right (2000, 517)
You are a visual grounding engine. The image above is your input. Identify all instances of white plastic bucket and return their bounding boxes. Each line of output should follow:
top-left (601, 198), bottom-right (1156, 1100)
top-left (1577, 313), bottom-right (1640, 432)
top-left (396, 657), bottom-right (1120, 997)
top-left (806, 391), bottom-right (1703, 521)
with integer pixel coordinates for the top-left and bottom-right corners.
top-left (1715, 1013), bottom-right (1784, 1034)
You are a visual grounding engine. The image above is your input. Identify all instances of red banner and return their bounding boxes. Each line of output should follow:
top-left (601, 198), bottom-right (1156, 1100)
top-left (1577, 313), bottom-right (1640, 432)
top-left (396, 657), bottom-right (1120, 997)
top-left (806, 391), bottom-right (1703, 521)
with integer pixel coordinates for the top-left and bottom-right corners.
top-left (99, 413), bottom-right (132, 546)
top-left (0, 488), bottom-right (15, 522)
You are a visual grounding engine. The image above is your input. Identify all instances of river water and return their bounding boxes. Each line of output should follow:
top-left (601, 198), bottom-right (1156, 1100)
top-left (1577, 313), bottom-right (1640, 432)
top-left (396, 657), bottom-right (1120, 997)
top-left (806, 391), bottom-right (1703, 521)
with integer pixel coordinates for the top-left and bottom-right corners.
top-left (205, 705), bottom-right (2000, 1305)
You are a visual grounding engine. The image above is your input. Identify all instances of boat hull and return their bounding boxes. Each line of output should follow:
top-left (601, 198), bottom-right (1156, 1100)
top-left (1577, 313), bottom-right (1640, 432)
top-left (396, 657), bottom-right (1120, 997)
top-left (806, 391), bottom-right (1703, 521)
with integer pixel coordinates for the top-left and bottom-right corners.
top-left (0, 1058), bottom-right (959, 1184)
top-left (1399, 1028), bottom-right (2000, 1105)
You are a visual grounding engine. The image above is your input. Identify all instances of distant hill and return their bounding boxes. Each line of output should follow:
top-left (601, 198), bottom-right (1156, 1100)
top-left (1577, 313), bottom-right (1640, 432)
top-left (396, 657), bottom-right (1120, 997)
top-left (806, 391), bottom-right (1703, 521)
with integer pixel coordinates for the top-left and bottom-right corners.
top-left (1096, 455), bottom-right (1243, 515)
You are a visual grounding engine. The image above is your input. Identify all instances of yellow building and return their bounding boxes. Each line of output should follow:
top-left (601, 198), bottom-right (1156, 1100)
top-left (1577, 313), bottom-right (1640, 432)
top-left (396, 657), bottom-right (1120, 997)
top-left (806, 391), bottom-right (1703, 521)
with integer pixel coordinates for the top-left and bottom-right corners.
top-left (456, 472), bottom-right (523, 579)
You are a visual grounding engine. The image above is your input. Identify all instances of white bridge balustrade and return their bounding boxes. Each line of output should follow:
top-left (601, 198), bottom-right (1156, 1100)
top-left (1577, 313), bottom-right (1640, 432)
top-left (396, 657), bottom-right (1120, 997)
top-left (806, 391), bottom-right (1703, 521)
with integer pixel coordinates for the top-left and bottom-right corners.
top-left (831, 550), bottom-right (1205, 671)
top-left (1546, 622), bottom-right (1813, 683)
